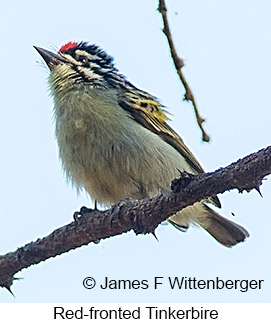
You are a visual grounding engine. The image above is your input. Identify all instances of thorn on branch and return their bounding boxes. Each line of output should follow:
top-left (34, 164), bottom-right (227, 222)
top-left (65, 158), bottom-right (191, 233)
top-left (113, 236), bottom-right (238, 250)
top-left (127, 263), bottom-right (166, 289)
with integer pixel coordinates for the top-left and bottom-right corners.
top-left (1, 276), bottom-right (18, 297)
top-left (5, 285), bottom-right (15, 297)
top-left (255, 186), bottom-right (263, 197)
top-left (151, 231), bottom-right (159, 241)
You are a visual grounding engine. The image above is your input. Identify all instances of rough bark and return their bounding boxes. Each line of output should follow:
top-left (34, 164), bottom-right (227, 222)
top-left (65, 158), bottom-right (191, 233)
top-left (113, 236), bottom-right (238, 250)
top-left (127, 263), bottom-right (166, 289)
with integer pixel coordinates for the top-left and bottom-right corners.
top-left (0, 146), bottom-right (270, 293)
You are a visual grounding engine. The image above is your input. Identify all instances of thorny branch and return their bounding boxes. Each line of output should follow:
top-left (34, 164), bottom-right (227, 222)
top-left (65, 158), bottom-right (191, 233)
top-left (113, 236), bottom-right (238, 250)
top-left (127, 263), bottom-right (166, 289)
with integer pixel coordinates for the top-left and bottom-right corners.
top-left (0, 146), bottom-right (271, 293)
top-left (158, 0), bottom-right (210, 142)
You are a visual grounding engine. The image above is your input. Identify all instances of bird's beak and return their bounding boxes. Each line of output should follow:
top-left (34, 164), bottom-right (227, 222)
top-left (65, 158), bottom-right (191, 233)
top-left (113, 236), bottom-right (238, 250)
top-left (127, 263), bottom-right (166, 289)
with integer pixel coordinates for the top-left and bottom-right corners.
top-left (34, 46), bottom-right (67, 70)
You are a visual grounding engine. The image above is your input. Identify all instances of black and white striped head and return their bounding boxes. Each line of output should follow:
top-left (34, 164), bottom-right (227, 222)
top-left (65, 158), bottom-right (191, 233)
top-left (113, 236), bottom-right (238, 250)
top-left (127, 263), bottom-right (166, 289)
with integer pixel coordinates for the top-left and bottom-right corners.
top-left (34, 41), bottom-right (126, 89)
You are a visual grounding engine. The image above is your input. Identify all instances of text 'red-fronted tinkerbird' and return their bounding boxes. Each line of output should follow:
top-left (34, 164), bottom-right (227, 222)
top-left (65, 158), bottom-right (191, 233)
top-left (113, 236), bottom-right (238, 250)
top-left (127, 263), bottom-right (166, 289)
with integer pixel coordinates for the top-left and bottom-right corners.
top-left (34, 41), bottom-right (249, 247)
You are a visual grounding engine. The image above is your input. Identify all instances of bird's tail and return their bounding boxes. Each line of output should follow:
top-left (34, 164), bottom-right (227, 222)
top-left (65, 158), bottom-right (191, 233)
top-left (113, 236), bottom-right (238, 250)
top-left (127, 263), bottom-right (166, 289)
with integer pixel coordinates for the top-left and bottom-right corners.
top-left (168, 203), bottom-right (249, 247)
top-left (198, 205), bottom-right (249, 247)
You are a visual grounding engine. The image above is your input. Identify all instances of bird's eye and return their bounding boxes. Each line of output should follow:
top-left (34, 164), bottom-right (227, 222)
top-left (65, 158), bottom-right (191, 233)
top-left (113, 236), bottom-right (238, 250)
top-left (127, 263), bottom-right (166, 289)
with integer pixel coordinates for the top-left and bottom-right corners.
top-left (78, 56), bottom-right (89, 65)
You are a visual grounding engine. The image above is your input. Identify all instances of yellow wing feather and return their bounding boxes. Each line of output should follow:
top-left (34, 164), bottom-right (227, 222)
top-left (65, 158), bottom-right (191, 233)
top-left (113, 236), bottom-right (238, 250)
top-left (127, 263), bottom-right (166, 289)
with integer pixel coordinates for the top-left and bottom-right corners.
top-left (118, 88), bottom-right (204, 174)
top-left (125, 92), bottom-right (170, 122)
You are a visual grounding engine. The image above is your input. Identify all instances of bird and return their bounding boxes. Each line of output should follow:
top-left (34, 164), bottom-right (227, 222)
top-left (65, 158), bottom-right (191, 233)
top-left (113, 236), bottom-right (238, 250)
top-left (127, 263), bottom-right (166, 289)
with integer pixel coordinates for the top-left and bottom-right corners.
top-left (34, 41), bottom-right (249, 247)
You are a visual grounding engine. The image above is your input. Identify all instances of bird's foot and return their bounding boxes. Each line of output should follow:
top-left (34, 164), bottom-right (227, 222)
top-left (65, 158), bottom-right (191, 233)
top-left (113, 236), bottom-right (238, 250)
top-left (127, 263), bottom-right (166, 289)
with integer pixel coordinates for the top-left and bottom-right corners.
top-left (73, 205), bottom-right (101, 244)
top-left (109, 198), bottom-right (133, 227)
top-left (73, 206), bottom-right (96, 222)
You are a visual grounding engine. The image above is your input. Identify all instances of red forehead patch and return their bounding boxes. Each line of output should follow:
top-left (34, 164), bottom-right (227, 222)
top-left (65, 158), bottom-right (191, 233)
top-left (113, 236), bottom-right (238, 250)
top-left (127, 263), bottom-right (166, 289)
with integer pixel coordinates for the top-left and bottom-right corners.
top-left (59, 42), bottom-right (78, 53)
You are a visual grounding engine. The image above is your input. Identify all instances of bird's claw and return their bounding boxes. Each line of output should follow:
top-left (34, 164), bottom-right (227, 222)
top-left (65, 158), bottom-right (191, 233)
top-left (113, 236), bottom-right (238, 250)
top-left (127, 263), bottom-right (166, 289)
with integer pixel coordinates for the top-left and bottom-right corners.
top-left (73, 206), bottom-right (95, 222)
top-left (109, 199), bottom-right (130, 227)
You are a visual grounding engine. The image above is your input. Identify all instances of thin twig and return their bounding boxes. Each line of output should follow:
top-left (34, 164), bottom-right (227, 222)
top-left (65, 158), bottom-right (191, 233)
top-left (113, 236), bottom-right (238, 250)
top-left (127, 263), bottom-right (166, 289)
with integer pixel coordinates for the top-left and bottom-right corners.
top-left (158, 0), bottom-right (210, 142)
